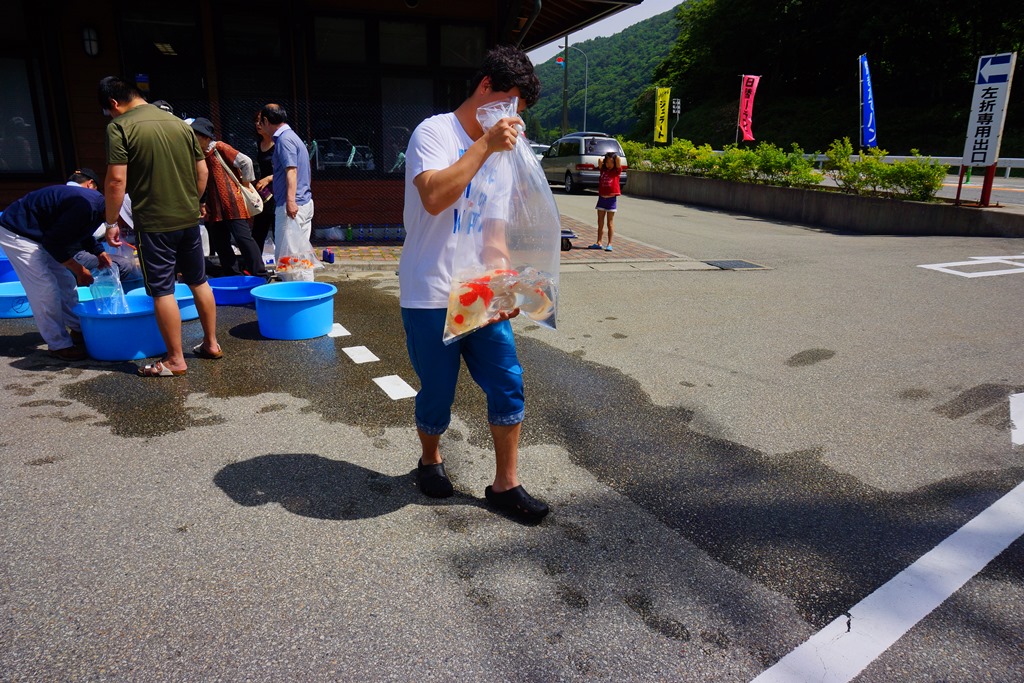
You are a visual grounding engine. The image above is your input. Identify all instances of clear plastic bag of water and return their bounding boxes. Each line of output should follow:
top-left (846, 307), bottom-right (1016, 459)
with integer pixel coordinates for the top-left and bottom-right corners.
top-left (89, 266), bottom-right (129, 315)
top-left (443, 97), bottom-right (560, 344)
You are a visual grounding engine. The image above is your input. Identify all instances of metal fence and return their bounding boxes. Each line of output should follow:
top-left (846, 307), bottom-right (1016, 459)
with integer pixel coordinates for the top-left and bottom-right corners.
top-left (168, 97), bottom-right (419, 238)
top-left (211, 97), bottom-right (413, 180)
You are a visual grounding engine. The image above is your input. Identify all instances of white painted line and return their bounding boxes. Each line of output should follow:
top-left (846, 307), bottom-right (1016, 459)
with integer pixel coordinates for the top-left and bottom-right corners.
top-left (752, 479), bottom-right (1024, 683)
top-left (918, 264), bottom-right (1024, 278)
top-left (918, 255), bottom-right (1024, 278)
top-left (967, 255), bottom-right (1024, 261)
top-left (373, 375), bottom-right (417, 400)
top-left (328, 323), bottom-right (350, 337)
top-left (1011, 393), bottom-right (1024, 446)
top-left (342, 346), bottom-right (379, 364)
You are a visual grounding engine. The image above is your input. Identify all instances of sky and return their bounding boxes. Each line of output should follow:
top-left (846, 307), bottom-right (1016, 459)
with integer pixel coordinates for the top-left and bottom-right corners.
top-left (527, 0), bottom-right (683, 65)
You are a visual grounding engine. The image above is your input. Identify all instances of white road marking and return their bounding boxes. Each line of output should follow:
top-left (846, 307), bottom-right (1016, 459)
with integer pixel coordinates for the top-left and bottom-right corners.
top-left (918, 254), bottom-right (1024, 278)
top-left (373, 375), bottom-right (417, 400)
top-left (751, 479), bottom-right (1024, 683)
top-left (342, 346), bottom-right (379, 364)
top-left (1011, 393), bottom-right (1024, 446)
top-left (328, 323), bottom-right (350, 337)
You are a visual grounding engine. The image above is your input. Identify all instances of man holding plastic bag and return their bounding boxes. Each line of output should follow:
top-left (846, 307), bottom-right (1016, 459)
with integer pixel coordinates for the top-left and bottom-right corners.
top-left (399, 45), bottom-right (550, 523)
top-left (0, 175), bottom-right (110, 361)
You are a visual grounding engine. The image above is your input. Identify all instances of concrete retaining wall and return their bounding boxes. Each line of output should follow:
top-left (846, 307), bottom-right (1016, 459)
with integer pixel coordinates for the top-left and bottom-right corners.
top-left (625, 171), bottom-right (1024, 238)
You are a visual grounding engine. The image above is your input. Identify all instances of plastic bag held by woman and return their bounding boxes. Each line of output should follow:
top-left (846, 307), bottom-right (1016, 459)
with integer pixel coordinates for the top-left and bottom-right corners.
top-left (443, 97), bottom-right (561, 344)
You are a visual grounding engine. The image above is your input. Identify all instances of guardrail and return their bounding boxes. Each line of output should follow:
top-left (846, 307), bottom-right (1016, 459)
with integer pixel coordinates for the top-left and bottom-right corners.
top-left (708, 150), bottom-right (1024, 177)
top-left (808, 154), bottom-right (1024, 178)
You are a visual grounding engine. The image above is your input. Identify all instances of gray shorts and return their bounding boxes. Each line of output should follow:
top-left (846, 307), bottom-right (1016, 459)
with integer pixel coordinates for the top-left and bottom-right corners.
top-left (137, 226), bottom-right (206, 297)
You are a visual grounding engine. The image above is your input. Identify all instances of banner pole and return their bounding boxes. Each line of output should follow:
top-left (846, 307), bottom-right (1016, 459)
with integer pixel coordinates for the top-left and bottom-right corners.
top-left (954, 165), bottom-right (966, 206)
top-left (858, 55), bottom-right (864, 150)
top-left (735, 75), bottom-right (742, 146)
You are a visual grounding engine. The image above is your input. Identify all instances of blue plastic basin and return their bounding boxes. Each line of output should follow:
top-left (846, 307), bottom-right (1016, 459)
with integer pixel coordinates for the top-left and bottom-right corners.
top-left (209, 275), bottom-right (265, 306)
top-left (0, 281), bottom-right (32, 318)
top-left (73, 298), bottom-right (167, 361)
top-left (0, 254), bottom-right (18, 284)
top-left (126, 283), bottom-right (198, 321)
top-left (250, 281), bottom-right (338, 340)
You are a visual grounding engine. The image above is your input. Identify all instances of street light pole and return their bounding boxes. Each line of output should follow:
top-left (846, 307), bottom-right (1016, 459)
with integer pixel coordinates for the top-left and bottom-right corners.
top-left (566, 45), bottom-right (589, 132)
top-left (560, 34), bottom-right (569, 136)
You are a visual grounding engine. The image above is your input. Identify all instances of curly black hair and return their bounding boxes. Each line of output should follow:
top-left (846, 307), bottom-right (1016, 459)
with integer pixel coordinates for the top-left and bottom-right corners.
top-left (469, 45), bottom-right (541, 108)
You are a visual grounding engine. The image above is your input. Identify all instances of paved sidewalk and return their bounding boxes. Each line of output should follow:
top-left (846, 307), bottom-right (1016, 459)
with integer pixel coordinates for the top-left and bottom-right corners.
top-left (309, 214), bottom-right (703, 274)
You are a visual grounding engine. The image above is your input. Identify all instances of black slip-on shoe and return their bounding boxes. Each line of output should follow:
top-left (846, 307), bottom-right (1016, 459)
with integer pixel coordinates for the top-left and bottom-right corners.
top-left (485, 485), bottom-right (549, 524)
top-left (417, 459), bottom-right (454, 498)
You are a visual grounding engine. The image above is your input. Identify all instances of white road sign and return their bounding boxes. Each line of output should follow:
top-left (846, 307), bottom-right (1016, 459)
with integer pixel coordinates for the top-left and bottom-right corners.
top-left (962, 52), bottom-right (1016, 167)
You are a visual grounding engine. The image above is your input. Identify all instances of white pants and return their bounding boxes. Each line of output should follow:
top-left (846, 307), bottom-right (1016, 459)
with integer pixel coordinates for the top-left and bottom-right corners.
top-left (274, 199), bottom-right (314, 261)
top-left (0, 226), bottom-right (79, 351)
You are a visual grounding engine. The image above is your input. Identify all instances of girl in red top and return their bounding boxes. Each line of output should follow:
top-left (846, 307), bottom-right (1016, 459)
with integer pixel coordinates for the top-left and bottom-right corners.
top-left (588, 151), bottom-right (622, 252)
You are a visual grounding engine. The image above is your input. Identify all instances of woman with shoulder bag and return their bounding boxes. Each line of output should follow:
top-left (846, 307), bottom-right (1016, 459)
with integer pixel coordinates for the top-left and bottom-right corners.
top-left (190, 117), bottom-right (268, 278)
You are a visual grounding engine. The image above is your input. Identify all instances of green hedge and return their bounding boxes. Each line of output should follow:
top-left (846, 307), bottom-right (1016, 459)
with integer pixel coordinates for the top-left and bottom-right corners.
top-left (823, 138), bottom-right (948, 202)
top-left (621, 137), bottom-right (949, 201)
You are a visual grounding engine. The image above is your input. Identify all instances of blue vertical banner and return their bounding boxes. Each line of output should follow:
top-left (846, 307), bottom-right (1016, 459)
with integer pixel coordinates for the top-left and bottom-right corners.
top-left (859, 54), bottom-right (878, 148)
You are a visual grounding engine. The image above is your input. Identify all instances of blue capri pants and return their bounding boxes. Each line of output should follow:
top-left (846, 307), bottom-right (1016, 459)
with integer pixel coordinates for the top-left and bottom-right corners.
top-left (401, 308), bottom-right (525, 435)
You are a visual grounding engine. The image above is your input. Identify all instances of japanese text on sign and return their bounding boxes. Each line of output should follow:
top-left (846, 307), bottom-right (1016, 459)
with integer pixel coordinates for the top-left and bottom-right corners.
top-left (962, 53), bottom-right (1016, 167)
top-left (654, 88), bottom-right (670, 143)
top-left (738, 75), bottom-right (760, 142)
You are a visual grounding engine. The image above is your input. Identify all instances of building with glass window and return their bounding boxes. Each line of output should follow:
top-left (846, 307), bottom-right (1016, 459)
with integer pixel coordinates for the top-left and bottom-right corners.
top-left (0, 0), bottom-right (639, 227)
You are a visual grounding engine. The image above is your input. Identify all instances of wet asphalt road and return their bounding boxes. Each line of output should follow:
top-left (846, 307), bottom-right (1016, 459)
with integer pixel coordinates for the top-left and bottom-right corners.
top-left (2, 190), bottom-right (1023, 681)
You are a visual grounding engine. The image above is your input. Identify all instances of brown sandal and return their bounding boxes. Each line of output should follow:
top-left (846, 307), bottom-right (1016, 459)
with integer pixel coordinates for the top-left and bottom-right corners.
top-left (192, 344), bottom-right (223, 359)
top-left (137, 361), bottom-right (186, 377)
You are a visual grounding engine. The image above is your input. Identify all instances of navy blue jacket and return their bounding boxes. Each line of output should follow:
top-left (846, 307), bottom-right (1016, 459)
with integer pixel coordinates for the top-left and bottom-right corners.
top-left (0, 185), bottom-right (105, 263)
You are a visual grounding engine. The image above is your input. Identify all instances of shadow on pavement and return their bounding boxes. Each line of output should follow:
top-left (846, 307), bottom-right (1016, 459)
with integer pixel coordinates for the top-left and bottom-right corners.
top-left (214, 452), bottom-right (479, 520)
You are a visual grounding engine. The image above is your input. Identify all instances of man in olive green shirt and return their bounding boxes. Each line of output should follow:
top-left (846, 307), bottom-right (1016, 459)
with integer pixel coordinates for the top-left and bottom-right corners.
top-left (99, 76), bottom-right (222, 377)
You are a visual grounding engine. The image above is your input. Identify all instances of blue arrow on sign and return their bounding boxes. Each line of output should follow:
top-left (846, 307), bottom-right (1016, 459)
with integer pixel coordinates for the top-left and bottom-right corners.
top-left (978, 54), bottom-right (1012, 84)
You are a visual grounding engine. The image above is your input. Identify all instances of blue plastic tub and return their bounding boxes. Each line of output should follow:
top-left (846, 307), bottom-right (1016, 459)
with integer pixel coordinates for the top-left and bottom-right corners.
top-left (0, 254), bottom-right (18, 283)
top-left (126, 283), bottom-right (198, 321)
top-left (209, 275), bottom-right (265, 305)
top-left (251, 281), bottom-right (338, 340)
top-left (73, 298), bottom-right (167, 361)
top-left (0, 281), bottom-right (32, 318)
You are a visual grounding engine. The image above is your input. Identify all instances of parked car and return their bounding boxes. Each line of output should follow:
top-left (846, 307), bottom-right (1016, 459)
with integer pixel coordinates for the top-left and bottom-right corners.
top-left (313, 137), bottom-right (374, 171)
top-left (530, 142), bottom-right (550, 161)
top-left (350, 145), bottom-right (375, 170)
top-left (540, 135), bottom-right (628, 194)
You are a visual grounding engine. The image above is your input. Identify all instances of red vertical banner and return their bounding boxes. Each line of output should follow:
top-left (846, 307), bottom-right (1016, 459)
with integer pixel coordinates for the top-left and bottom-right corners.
top-left (738, 75), bottom-right (760, 142)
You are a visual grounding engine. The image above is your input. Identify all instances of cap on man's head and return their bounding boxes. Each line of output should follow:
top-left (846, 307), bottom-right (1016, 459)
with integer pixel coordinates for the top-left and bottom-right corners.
top-left (152, 100), bottom-right (173, 114)
top-left (68, 167), bottom-right (102, 187)
top-left (190, 117), bottom-right (215, 139)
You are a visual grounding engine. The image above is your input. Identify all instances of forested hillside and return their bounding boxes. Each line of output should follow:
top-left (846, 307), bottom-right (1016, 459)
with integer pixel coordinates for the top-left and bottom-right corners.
top-left (648, 0), bottom-right (1024, 155)
top-left (529, 0), bottom-right (1024, 157)
top-left (526, 8), bottom-right (680, 142)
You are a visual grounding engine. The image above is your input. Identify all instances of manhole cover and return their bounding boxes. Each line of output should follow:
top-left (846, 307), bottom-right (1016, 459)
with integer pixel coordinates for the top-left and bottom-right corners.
top-left (704, 259), bottom-right (767, 270)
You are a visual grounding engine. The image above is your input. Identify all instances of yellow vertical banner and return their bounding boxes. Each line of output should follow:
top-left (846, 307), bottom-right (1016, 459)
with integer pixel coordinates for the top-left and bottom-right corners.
top-left (654, 87), bottom-right (671, 143)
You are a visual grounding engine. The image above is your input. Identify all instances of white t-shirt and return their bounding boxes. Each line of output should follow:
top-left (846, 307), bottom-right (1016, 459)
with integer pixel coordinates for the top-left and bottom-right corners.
top-left (400, 112), bottom-right (517, 308)
top-left (399, 113), bottom-right (474, 308)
